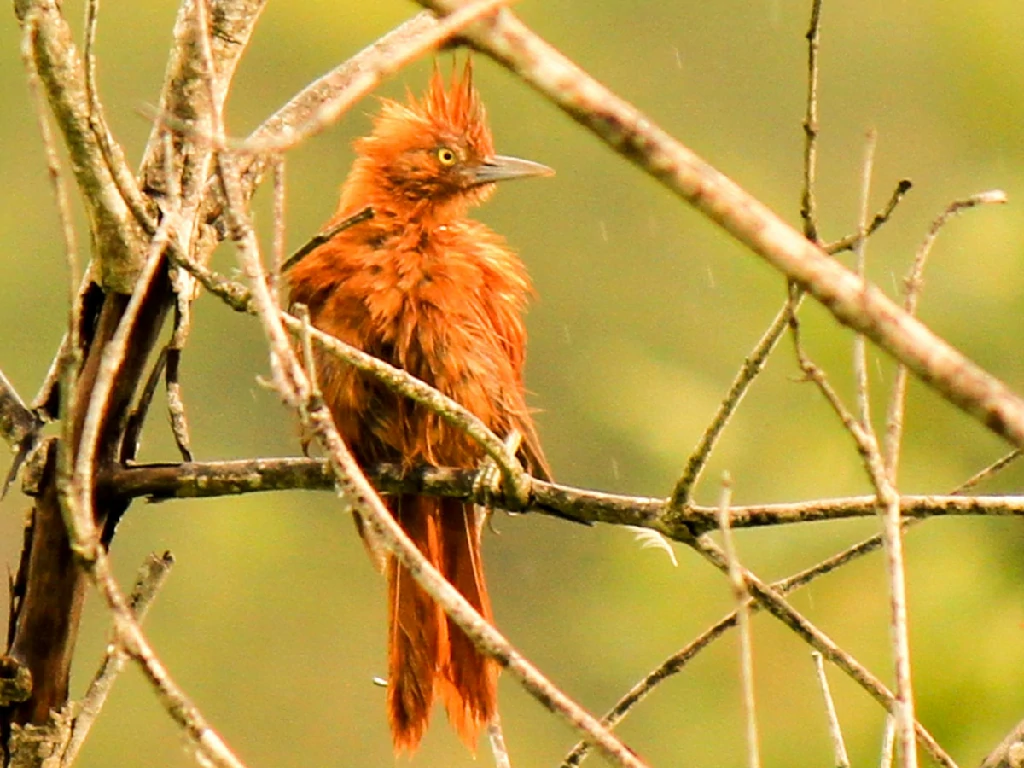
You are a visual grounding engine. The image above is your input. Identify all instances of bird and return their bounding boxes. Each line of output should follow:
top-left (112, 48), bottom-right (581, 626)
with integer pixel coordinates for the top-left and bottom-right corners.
top-left (286, 60), bottom-right (553, 754)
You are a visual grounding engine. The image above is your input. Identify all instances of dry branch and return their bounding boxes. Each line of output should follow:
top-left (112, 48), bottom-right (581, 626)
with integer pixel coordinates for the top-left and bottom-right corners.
top-left (217, 115), bottom-right (647, 765)
top-left (96, 457), bottom-right (1024, 533)
top-left (690, 536), bottom-right (956, 768)
top-left (5, 2), bottom-right (1023, 767)
top-left (417, 0), bottom-right (1024, 450)
top-left (14, 0), bottom-right (144, 292)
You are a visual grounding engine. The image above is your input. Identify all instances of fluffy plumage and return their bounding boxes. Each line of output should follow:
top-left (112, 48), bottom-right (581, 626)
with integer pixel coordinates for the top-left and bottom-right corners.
top-left (287, 60), bottom-right (551, 753)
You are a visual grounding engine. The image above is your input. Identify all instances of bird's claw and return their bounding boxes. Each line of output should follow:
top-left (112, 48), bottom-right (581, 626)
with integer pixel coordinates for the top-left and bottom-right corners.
top-left (472, 430), bottom-right (524, 528)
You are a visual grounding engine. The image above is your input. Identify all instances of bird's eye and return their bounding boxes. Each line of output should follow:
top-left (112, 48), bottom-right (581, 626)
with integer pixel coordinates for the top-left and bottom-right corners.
top-left (436, 147), bottom-right (457, 167)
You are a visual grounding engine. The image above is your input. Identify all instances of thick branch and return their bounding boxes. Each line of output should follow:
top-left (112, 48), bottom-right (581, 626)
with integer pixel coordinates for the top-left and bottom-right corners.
top-left (99, 458), bottom-right (1024, 537)
top-left (418, 0), bottom-right (1024, 449)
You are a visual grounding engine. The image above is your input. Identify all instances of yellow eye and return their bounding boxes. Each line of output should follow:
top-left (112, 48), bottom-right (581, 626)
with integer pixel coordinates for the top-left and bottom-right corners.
top-left (437, 147), bottom-right (457, 166)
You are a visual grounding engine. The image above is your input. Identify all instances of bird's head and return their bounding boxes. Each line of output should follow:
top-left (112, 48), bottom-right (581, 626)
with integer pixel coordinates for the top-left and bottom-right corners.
top-left (347, 60), bottom-right (553, 213)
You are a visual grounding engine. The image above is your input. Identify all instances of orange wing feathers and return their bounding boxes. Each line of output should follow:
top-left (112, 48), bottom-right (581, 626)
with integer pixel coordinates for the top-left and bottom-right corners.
top-left (287, 60), bottom-right (551, 753)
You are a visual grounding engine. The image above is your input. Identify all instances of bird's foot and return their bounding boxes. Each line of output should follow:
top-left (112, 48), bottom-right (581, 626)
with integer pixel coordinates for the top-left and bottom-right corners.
top-left (473, 430), bottom-right (525, 529)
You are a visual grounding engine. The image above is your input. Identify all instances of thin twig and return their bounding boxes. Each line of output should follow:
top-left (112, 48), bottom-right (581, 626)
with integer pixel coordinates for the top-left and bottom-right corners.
top-left (791, 313), bottom-right (917, 768)
top-left (852, 129), bottom-right (877, 430)
top-left (487, 715), bottom-right (513, 768)
top-left (280, 206), bottom-right (374, 273)
top-left (62, 552), bottom-right (175, 767)
top-left (165, 344), bottom-right (194, 463)
top-left (94, 546), bottom-right (247, 768)
top-left (677, 0), bottom-right (831, 508)
top-left (689, 536), bottom-right (955, 768)
top-left (716, 475), bottom-right (760, 768)
top-left (884, 189), bottom-right (1008, 477)
top-left (121, 348), bottom-right (168, 465)
top-left (261, 0), bottom-right (515, 156)
top-left (812, 651), bottom-right (850, 768)
top-left (270, 155), bottom-right (287, 295)
top-left (236, 12), bottom-right (435, 193)
top-left (951, 448), bottom-right (1023, 495)
top-left (824, 180), bottom-right (913, 255)
top-left (82, 0), bottom-right (154, 238)
top-left (800, 0), bottom-right (822, 242)
top-left (671, 301), bottom-right (791, 506)
top-left (880, 715), bottom-right (897, 768)
top-left (980, 717), bottom-right (1024, 768)
top-left (561, 519), bottom-right (916, 768)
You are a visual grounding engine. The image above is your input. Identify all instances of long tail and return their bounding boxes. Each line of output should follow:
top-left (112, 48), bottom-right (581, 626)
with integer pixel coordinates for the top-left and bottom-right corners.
top-left (387, 495), bottom-right (498, 753)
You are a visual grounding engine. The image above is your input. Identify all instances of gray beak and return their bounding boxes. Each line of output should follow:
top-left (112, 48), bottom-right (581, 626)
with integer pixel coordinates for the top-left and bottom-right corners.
top-left (469, 154), bottom-right (555, 185)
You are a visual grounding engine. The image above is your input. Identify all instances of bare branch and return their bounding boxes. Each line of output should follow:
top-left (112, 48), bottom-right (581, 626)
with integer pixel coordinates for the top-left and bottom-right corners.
top-left (97, 458), bottom-right (1024, 539)
top-left (216, 90), bottom-right (647, 763)
top-left (824, 180), bottom-right (913, 255)
top-left (800, 0), bottom-right (822, 242)
top-left (980, 718), bottom-right (1024, 768)
top-left (812, 651), bottom-right (850, 768)
top-left (62, 552), bottom-right (175, 767)
top-left (169, 246), bottom-right (533, 505)
top-left (564, 518), bottom-right (913, 768)
top-left (15, 0), bottom-right (145, 291)
top-left (671, 299), bottom-right (790, 506)
top-left (690, 536), bottom-right (956, 768)
top-left (418, 0), bottom-right (1024, 449)
top-left (881, 715), bottom-right (897, 768)
top-left (884, 190), bottom-right (1009, 477)
top-left (952, 449), bottom-right (1023, 494)
top-left (852, 129), bottom-right (877, 431)
top-left (716, 475), bottom-right (761, 768)
top-left (234, 0), bottom-right (512, 155)
top-left (487, 715), bottom-right (513, 768)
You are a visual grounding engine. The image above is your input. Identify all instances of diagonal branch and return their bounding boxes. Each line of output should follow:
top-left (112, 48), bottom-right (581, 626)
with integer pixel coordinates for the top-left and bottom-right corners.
top-left (690, 535), bottom-right (956, 768)
top-left (417, 0), bottom-right (1024, 450)
top-left (169, 245), bottom-right (532, 503)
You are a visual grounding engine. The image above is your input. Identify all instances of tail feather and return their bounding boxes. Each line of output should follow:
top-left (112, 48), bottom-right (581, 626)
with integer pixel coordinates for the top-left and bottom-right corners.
top-left (439, 500), bottom-right (498, 749)
top-left (385, 495), bottom-right (498, 754)
top-left (387, 496), bottom-right (447, 752)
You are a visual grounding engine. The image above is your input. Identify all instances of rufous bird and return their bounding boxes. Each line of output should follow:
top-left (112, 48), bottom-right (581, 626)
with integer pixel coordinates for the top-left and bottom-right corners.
top-left (287, 61), bottom-right (553, 753)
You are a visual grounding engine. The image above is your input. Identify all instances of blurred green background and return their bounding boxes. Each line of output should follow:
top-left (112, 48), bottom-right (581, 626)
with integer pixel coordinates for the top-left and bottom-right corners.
top-left (3, 1), bottom-right (1024, 766)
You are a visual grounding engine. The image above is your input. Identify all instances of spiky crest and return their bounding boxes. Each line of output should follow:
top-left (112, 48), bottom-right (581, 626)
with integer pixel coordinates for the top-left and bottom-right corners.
top-left (343, 59), bottom-right (495, 209)
top-left (420, 59), bottom-right (492, 155)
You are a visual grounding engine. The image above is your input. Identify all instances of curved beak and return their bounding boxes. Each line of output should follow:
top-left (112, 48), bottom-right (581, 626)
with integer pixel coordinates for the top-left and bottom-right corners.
top-left (469, 154), bottom-right (555, 185)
